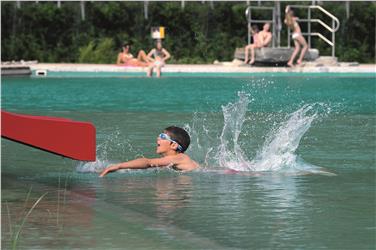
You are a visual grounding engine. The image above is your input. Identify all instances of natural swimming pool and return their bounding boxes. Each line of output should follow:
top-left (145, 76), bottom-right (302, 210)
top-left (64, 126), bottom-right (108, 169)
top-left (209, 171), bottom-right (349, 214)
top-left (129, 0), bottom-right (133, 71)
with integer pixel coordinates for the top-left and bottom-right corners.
top-left (2, 73), bottom-right (375, 249)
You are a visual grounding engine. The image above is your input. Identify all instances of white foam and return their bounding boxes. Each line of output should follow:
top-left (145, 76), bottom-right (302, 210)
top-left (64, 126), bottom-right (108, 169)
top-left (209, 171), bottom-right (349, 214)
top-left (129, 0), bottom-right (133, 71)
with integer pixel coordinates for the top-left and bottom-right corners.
top-left (76, 159), bottom-right (112, 173)
top-left (187, 90), bottom-right (334, 176)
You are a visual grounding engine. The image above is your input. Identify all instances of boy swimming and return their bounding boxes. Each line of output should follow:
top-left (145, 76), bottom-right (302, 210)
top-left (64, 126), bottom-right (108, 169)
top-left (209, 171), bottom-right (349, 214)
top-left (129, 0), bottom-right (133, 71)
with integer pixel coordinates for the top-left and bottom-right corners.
top-left (99, 126), bottom-right (199, 177)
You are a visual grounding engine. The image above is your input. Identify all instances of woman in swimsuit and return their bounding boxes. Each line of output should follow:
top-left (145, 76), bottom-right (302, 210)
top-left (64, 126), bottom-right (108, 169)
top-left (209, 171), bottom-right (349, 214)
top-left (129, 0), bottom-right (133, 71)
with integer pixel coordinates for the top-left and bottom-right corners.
top-left (116, 43), bottom-right (150, 67)
top-left (285, 6), bottom-right (308, 67)
top-left (146, 40), bottom-right (171, 78)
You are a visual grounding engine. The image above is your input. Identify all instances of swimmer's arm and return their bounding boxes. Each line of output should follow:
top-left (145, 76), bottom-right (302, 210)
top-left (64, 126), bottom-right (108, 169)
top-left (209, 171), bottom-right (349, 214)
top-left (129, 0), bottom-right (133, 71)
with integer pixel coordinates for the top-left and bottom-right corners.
top-left (99, 156), bottom-right (177, 177)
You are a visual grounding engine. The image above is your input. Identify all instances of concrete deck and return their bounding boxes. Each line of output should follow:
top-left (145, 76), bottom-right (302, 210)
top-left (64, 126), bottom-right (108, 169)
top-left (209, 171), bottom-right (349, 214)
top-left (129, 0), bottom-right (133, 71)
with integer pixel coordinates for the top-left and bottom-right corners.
top-left (2, 62), bottom-right (375, 75)
top-left (30, 63), bottom-right (375, 74)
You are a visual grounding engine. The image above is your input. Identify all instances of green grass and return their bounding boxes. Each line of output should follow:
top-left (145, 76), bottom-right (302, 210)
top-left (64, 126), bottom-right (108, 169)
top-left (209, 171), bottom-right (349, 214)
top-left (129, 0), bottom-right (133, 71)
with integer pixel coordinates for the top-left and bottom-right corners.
top-left (9, 191), bottom-right (48, 250)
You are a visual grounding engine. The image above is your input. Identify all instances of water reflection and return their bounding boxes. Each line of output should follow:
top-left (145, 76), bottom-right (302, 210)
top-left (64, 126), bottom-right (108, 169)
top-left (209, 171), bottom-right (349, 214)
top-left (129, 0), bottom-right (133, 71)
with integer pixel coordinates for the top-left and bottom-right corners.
top-left (1, 176), bottom-right (98, 249)
top-left (154, 175), bottom-right (193, 222)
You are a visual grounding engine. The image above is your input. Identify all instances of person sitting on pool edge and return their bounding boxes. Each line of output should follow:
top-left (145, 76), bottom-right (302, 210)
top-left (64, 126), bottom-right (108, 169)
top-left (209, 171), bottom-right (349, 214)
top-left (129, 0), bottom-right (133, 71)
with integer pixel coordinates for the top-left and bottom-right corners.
top-left (146, 39), bottom-right (171, 78)
top-left (99, 126), bottom-right (199, 177)
top-left (244, 22), bottom-right (272, 65)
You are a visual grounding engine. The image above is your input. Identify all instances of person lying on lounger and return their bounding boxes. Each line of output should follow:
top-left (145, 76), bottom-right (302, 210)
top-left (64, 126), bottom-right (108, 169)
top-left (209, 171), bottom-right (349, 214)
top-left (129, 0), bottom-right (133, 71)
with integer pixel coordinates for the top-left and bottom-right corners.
top-left (116, 43), bottom-right (151, 67)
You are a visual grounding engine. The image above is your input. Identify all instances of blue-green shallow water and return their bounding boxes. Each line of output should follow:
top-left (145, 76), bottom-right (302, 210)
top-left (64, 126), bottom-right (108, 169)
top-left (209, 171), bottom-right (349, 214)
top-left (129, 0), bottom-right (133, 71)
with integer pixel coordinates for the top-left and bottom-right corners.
top-left (2, 75), bottom-right (375, 249)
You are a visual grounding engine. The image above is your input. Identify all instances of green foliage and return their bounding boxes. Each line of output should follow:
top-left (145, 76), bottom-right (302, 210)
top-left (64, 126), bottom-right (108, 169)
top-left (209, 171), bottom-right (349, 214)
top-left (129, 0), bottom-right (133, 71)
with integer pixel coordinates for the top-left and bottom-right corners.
top-left (78, 41), bottom-right (96, 63)
top-left (1, 1), bottom-right (375, 63)
top-left (78, 38), bottom-right (117, 64)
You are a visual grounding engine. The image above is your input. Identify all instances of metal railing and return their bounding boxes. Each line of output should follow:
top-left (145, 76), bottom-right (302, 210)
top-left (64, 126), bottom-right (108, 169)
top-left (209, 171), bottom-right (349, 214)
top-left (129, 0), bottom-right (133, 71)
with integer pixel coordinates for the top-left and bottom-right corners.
top-left (287, 5), bottom-right (340, 57)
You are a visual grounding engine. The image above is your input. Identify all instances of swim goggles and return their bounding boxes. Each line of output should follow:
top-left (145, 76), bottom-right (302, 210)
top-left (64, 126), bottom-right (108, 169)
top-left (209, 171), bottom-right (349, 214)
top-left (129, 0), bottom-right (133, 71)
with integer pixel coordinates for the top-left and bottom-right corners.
top-left (158, 133), bottom-right (184, 152)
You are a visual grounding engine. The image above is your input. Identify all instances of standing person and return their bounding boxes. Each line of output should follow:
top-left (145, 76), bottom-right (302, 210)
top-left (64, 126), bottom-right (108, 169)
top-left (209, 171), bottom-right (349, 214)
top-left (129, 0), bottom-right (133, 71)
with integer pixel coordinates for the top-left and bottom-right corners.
top-left (244, 23), bottom-right (272, 65)
top-left (116, 43), bottom-right (150, 67)
top-left (146, 40), bottom-right (171, 78)
top-left (285, 6), bottom-right (308, 67)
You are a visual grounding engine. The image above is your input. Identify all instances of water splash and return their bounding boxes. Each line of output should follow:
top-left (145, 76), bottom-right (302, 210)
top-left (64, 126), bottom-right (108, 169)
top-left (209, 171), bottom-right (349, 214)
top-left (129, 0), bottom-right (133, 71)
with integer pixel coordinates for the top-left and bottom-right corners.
top-left (250, 104), bottom-right (317, 172)
top-left (76, 129), bottom-right (138, 173)
top-left (187, 91), bottom-right (333, 175)
top-left (76, 89), bottom-right (333, 175)
top-left (216, 91), bottom-right (251, 170)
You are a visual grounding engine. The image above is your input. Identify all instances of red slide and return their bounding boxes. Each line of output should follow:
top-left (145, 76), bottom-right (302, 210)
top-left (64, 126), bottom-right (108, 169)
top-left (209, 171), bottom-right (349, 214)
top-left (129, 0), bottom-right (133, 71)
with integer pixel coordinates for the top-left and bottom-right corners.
top-left (1, 110), bottom-right (96, 161)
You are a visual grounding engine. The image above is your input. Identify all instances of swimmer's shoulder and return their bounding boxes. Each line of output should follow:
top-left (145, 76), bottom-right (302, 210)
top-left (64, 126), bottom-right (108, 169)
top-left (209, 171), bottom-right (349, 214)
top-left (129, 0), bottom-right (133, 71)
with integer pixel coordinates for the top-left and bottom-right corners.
top-left (176, 154), bottom-right (199, 171)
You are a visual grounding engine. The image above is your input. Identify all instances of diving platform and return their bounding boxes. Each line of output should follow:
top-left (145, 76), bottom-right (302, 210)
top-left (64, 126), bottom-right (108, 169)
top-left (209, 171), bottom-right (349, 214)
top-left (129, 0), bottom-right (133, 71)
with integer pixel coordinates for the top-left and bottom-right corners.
top-left (234, 47), bottom-right (319, 65)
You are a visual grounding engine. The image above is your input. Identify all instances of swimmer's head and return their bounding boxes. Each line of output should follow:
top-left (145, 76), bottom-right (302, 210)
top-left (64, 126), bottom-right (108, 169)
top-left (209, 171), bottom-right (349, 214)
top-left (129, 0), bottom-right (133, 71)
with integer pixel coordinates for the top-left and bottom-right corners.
top-left (163, 126), bottom-right (190, 153)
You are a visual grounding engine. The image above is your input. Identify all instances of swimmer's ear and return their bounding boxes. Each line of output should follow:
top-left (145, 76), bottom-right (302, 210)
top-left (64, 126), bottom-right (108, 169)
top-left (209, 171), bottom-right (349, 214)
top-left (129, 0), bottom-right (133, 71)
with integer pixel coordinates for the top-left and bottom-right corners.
top-left (170, 142), bottom-right (179, 151)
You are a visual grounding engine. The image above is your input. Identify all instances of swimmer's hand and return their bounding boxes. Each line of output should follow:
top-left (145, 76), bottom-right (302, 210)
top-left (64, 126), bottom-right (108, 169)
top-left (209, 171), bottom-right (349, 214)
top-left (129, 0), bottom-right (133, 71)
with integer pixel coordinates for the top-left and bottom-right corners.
top-left (99, 164), bottom-right (119, 177)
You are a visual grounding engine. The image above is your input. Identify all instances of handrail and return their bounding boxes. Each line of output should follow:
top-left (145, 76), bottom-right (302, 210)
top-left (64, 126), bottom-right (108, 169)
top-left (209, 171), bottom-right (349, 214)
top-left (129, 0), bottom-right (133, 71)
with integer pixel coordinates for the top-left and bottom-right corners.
top-left (289, 5), bottom-right (340, 31)
top-left (302, 33), bottom-right (334, 46)
top-left (310, 5), bottom-right (340, 31)
top-left (299, 19), bottom-right (336, 33)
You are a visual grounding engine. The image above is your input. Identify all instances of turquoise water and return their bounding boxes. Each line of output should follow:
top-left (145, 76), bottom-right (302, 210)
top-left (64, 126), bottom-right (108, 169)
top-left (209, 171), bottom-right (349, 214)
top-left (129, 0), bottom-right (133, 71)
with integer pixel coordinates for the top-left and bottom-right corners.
top-left (2, 74), bottom-right (375, 249)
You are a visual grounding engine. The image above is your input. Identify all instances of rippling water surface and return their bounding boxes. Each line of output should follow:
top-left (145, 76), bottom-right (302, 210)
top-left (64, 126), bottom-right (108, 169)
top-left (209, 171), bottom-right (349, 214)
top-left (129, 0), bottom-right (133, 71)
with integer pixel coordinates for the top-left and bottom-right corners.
top-left (2, 74), bottom-right (375, 249)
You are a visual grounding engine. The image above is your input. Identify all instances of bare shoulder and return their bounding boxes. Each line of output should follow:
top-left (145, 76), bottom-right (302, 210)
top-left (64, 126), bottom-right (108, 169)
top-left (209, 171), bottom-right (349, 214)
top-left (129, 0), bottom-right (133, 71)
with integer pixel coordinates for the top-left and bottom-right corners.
top-left (175, 153), bottom-right (199, 171)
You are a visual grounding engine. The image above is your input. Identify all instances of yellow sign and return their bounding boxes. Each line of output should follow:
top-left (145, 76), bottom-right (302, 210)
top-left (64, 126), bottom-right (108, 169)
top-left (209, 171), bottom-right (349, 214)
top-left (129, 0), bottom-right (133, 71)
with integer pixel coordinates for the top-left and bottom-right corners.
top-left (151, 27), bottom-right (165, 39)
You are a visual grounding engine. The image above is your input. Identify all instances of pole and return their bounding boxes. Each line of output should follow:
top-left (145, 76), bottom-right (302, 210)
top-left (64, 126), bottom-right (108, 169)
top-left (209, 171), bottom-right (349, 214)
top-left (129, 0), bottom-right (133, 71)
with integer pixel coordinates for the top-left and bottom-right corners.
top-left (346, 1), bottom-right (350, 19)
top-left (80, 1), bottom-right (85, 21)
top-left (248, 10), bottom-right (252, 45)
top-left (332, 19), bottom-right (335, 57)
top-left (308, 7), bottom-right (311, 49)
top-left (144, 1), bottom-right (149, 20)
top-left (272, 9), bottom-right (276, 48)
top-left (276, 1), bottom-right (281, 47)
